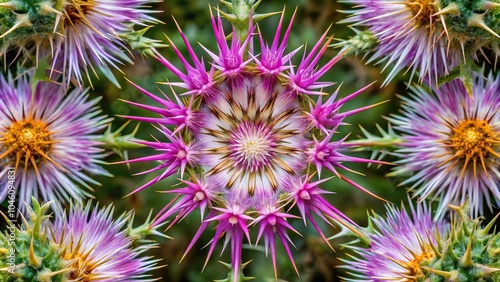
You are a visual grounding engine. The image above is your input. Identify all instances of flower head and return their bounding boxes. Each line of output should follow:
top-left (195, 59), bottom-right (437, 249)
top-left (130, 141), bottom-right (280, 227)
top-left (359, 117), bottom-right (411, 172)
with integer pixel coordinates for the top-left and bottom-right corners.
top-left (0, 72), bottom-right (111, 212)
top-left (344, 201), bottom-right (500, 281)
top-left (389, 73), bottom-right (500, 218)
top-left (124, 7), bottom-right (381, 280)
top-left (0, 198), bottom-right (159, 281)
top-left (0, 0), bottom-right (160, 86)
top-left (50, 202), bottom-right (159, 281)
top-left (341, 0), bottom-right (500, 85)
top-left (343, 201), bottom-right (448, 281)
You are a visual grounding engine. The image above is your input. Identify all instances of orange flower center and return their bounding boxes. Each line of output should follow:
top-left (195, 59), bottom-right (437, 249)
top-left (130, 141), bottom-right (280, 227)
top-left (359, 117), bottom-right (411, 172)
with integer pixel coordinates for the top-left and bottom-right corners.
top-left (0, 118), bottom-right (55, 172)
top-left (64, 0), bottom-right (95, 25)
top-left (447, 119), bottom-right (500, 176)
top-left (407, 251), bottom-right (434, 278)
top-left (405, 0), bottom-right (437, 27)
top-left (64, 251), bottom-right (98, 281)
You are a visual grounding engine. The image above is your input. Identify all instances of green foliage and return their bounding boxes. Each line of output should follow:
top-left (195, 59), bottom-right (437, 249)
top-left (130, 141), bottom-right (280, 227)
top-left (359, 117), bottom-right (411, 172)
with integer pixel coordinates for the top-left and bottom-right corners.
top-left (0, 199), bottom-right (67, 282)
top-left (0, 0), bottom-right (63, 49)
top-left (419, 203), bottom-right (500, 281)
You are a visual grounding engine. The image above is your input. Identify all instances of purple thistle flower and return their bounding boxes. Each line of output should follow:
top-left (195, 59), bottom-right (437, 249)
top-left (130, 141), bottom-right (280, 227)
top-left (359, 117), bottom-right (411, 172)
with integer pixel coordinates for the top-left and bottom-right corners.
top-left (341, 0), bottom-right (462, 86)
top-left (284, 174), bottom-right (358, 250)
top-left (154, 19), bottom-right (216, 97)
top-left (123, 7), bottom-right (382, 279)
top-left (202, 9), bottom-right (254, 77)
top-left (0, 72), bottom-right (110, 213)
top-left (390, 73), bottom-right (500, 218)
top-left (124, 125), bottom-right (199, 195)
top-left (253, 200), bottom-right (301, 280)
top-left (50, 0), bottom-right (161, 86)
top-left (343, 201), bottom-right (448, 281)
top-left (50, 202), bottom-right (159, 281)
top-left (287, 27), bottom-right (346, 95)
top-left (153, 177), bottom-right (218, 227)
top-left (306, 82), bottom-right (378, 134)
top-left (254, 9), bottom-right (300, 76)
top-left (122, 79), bottom-right (201, 136)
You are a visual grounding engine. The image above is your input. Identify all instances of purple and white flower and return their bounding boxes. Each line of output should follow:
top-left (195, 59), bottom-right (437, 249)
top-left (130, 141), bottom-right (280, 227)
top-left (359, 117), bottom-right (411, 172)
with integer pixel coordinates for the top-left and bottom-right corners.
top-left (343, 201), bottom-right (448, 281)
top-left (0, 72), bottom-right (111, 212)
top-left (390, 73), bottom-right (500, 217)
top-left (341, 0), bottom-right (461, 85)
top-left (123, 7), bottom-right (382, 280)
top-left (50, 202), bottom-right (159, 281)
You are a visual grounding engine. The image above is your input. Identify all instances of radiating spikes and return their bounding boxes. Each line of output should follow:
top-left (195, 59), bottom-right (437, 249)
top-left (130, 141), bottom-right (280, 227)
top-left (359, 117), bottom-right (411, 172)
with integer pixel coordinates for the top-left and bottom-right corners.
top-left (29, 237), bottom-right (42, 268)
top-left (0, 13), bottom-right (33, 39)
top-left (481, 213), bottom-right (500, 235)
top-left (461, 235), bottom-right (473, 267)
top-left (475, 263), bottom-right (500, 276)
top-left (421, 267), bottom-right (458, 279)
top-left (37, 267), bottom-right (72, 280)
top-left (39, 2), bottom-right (63, 16)
top-left (468, 13), bottom-right (500, 38)
top-left (482, 1), bottom-right (500, 9)
top-left (0, 2), bottom-right (18, 10)
top-left (432, 3), bottom-right (459, 16)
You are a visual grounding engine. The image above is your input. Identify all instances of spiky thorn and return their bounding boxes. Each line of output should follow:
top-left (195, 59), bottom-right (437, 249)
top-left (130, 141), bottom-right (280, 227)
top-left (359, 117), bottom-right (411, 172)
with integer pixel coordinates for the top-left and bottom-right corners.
top-left (96, 121), bottom-right (145, 165)
top-left (0, 13), bottom-right (33, 39)
top-left (37, 268), bottom-right (72, 282)
top-left (426, 232), bottom-right (442, 259)
top-left (38, 1), bottom-right (63, 16)
top-left (432, 3), bottom-right (459, 17)
top-left (29, 237), bottom-right (42, 268)
top-left (468, 13), bottom-right (500, 38)
top-left (215, 260), bottom-right (255, 282)
top-left (346, 123), bottom-right (402, 166)
top-left (25, 197), bottom-right (51, 240)
top-left (127, 210), bottom-right (171, 244)
top-left (481, 213), bottom-right (500, 236)
top-left (330, 28), bottom-right (377, 57)
top-left (329, 213), bottom-right (372, 247)
top-left (38, 1), bottom-right (64, 34)
top-left (475, 263), bottom-right (500, 277)
top-left (448, 201), bottom-right (468, 219)
top-left (217, 0), bottom-right (280, 40)
top-left (460, 224), bottom-right (476, 267)
top-left (0, 2), bottom-right (19, 10)
top-left (422, 267), bottom-right (459, 280)
top-left (120, 25), bottom-right (168, 57)
top-left (482, 1), bottom-right (500, 9)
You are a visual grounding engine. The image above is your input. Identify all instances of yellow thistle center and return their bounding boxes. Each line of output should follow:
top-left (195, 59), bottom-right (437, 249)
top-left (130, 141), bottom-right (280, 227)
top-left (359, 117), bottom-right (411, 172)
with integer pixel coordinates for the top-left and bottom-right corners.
top-left (407, 251), bottom-right (434, 278)
top-left (1, 119), bottom-right (54, 171)
top-left (65, 0), bottom-right (95, 25)
top-left (405, 0), bottom-right (437, 27)
top-left (448, 119), bottom-right (500, 176)
top-left (64, 252), bottom-right (97, 281)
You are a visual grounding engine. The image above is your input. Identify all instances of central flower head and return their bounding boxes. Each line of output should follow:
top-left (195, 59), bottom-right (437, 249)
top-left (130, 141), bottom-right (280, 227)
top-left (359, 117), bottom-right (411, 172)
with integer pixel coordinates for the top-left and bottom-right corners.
top-left (406, 0), bottom-right (437, 27)
top-left (198, 76), bottom-right (307, 198)
top-left (65, 0), bottom-right (96, 25)
top-left (450, 119), bottom-right (498, 166)
top-left (1, 118), bottom-right (54, 170)
top-left (124, 8), bottom-right (380, 280)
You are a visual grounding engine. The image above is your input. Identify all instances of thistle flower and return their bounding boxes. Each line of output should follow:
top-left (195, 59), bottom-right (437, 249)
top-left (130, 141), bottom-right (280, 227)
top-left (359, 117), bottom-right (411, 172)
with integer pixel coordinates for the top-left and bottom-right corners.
top-left (0, 198), bottom-right (160, 281)
top-left (340, 0), bottom-right (500, 85)
top-left (344, 201), bottom-right (500, 281)
top-left (343, 201), bottom-right (448, 281)
top-left (389, 73), bottom-right (500, 218)
top-left (122, 6), bottom-right (382, 281)
top-left (0, 72), bottom-right (111, 213)
top-left (0, 0), bottom-right (161, 86)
